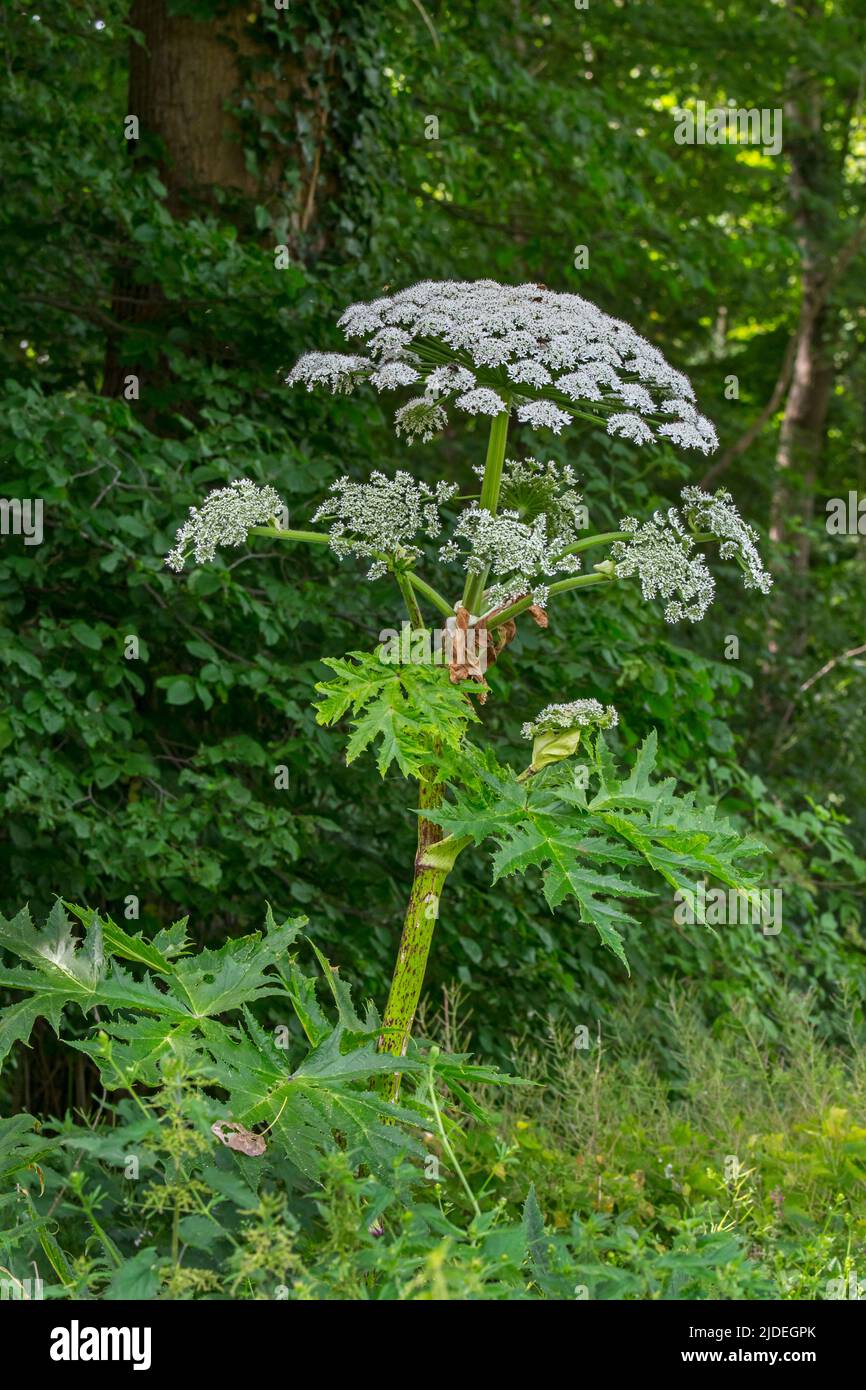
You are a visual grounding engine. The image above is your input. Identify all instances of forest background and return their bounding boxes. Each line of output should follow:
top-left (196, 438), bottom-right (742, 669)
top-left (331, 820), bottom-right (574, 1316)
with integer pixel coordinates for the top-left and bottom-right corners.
top-left (0, 0), bottom-right (864, 1301)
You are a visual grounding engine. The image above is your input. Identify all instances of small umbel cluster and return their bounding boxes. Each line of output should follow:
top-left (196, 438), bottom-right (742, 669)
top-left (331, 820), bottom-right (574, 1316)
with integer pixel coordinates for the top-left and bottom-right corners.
top-left (312, 471), bottom-right (457, 580)
top-left (165, 480), bottom-right (284, 573)
top-left (611, 486), bottom-right (773, 624)
top-left (522, 699), bottom-right (620, 771)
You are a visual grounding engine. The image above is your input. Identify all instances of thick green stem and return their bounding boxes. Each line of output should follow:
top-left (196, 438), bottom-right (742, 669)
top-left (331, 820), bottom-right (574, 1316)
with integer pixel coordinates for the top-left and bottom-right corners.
top-left (248, 526), bottom-right (331, 545)
top-left (378, 781), bottom-right (469, 1098)
top-left (554, 530), bottom-right (623, 561)
top-left (395, 570), bottom-right (425, 630)
top-left (461, 404), bottom-right (511, 614)
top-left (406, 570), bottom-right (454, 618)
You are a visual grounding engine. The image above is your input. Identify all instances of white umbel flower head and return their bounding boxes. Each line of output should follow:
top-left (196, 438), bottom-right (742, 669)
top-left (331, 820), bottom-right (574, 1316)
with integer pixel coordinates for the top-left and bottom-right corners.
top-left (454, 387), bottom-right (508, 416)
top-left (607, 413), bottom-right (655, 446)
top-left (394, 397), bottom-right (448, 444)
top-left (522, 699), bottom-right (619, 739)
top-left (681, 486), bottom-right (773, 593)
top-left (286, 280), bottom-right (718, 450)
top-left (658, 419), bottom-right (718, 454)
top-left (611, 508), bottom-right (716, 623)
top-left (312, 470), bottom-right (458, 579)
top-left (165, 479), bottom-right (285, 572)
top-left (441, 502), bottom-right (582, 608)
top-left (285, 352), bottom-right (372, 395)
top-left (516, 400), bottom-right (572, 433)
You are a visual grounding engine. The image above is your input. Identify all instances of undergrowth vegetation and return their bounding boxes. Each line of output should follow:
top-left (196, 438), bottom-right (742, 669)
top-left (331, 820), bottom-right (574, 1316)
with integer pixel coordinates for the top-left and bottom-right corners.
top-left (1, 904), bottom-right (862, 1301)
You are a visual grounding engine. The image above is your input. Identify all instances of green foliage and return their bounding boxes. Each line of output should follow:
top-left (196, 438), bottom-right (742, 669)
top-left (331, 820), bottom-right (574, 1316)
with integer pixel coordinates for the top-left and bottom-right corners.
top-left (1, 0), bottom-right (863, 1061)
top-left (1, 0), bottom-right (865, 1304)
top-left (0, 902), bottom-right (512, 1185)
top-left (315, 648), bottom-right (479, 780)
top-left (3, 971), bottom-right (862, 1301)
top-left (427, 731), bottom-right (766, 968)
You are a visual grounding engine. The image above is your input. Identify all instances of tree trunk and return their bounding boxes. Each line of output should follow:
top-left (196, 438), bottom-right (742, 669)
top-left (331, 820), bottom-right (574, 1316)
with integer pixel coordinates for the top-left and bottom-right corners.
top-left (127, 0), bottom-right (262, 212)
top-left (769, 300), bottom-right (833, 561)
top-left (103, 0), bottom-right (355, 397)
top-left (767, 45), bottom-right (835, 659)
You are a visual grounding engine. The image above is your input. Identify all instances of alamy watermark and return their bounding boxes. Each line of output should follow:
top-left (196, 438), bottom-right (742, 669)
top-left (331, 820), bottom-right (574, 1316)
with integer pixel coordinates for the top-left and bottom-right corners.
top-left (674, 882), bottom-right (782, 935)
top-left (379, 619), bottom-right (490, 673)
top-left (674, 101), bottom-right (783, 157)
top-left (826, 1269), bottom-right (865, 1300)
top-left (49, 1320), bottom-right (152, 1370)
top-left (825, 492), bottom-right (866, 536)
top-left (0, 497), bottom-right (43, 545)
top-left (1, 1272), bottom-right (43, 1300)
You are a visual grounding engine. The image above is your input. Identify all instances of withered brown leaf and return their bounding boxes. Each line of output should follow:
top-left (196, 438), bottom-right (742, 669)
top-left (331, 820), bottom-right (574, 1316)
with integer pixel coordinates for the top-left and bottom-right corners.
top-left (211, 1120), bottom-right (267, 1157)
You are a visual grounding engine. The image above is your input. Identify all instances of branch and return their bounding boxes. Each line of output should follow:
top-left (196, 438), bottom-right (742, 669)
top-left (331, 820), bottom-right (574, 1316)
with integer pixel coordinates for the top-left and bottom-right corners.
top-left (554, 531), bottom-right (623, 562)
top-left (700, 331), bottom-right (798, 489)
top-left (769, 641), bottom-right (866, 765)
top-left (248, 526), bottom-right (331, 545)
top-left (701, 210), bottom-right (866, 489)
top-left (484, 571), bottom-right (615, 630)
top-left (799, 641), bottom-right (866, 694)
top-left (406, 571), bottom-right (453, 618)
top-left (395, 571), bottom-right (425, 630)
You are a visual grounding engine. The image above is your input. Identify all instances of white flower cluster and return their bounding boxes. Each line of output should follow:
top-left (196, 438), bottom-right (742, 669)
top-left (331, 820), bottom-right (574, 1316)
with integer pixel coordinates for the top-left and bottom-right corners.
top-left (286, 280), bottom-right (718, 451)
top-left (284, 352), bottom-right (373, 395)
top-left (610, 486), bottom-right (773, 622)
top-left (611, 508), bottom-right (716, 623)
top-left (521, 699), bottom-right (619, 739)
top-left (440, 457), bottom-right (588, 607)
top-left (394, 397), bottom-right (448, 444)
top-left (681, 486), bottom-right (773, 594)
top-left (496, 456), bottom-right (586, 534)
top-left (440, 504), bottom-right (582, 608)
top-left (312, 470), bottom-right (458, 580)
top-left (165, 479), bottom-right (284, 572)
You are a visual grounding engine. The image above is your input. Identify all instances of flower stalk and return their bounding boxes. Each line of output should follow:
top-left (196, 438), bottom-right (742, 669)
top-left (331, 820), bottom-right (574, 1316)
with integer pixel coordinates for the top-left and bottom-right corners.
top-left (395, 569), bottom-right (425, 630)
top-left (406, 570), bottom-right (453, 617)
top-left (485, 569), bottom-right (616, 629)
top-left (378, 779), bottom-right (470, 1099)
top-left (462, 404), bottom-right (511, 614)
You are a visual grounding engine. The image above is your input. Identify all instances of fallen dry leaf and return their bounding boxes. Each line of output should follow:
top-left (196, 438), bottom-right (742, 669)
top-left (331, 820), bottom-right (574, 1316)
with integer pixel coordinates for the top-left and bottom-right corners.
top-left (211, 1120), bottom-right (267, 1157)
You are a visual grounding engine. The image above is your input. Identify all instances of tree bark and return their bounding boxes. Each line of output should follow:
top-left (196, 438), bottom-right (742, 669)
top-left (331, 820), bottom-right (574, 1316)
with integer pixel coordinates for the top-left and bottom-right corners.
top-left (766, 45), bottom-right (835, 661)
top-left (103, 0), bottom-right (354, 397)
top-left (127, 0), bottom-right (260, 212)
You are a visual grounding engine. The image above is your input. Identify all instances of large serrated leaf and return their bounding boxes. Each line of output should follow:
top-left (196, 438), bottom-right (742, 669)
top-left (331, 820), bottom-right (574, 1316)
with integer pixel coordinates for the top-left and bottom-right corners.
top-left (315, 647), bottom-right (478, 780)
top-left (433, 728), bottom-right (767, 972)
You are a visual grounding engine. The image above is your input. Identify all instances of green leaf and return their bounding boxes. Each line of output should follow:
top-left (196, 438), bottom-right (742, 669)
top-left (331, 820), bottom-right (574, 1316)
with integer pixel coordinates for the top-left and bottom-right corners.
top-left (523, 1184), bottom-right (548, 1277)
top-left (431, 731), bottom-right (767, 971)
top-left (163, 676), bottom-right (195, 706)
top-left (69, 620), bottom-right (102, 651)
top-left (167, 907), bottom-right (304, 1017)
top-left (104, 1247), bottom-right (163, 1300)
top-left (315, 648), bottom-right (478, 780)
top-left (0, 1114), bottom-right (59, 1186)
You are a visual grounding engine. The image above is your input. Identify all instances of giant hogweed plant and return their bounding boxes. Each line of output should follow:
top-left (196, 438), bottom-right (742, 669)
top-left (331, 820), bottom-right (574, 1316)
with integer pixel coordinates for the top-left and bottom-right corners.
top-left (163, 281), bottom-right (772, 1097)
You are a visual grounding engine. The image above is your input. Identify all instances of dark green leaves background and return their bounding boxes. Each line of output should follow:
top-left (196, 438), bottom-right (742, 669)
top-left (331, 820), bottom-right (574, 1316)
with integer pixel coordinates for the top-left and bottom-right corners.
top-left (1, 0), bottom-right (864, 1067)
